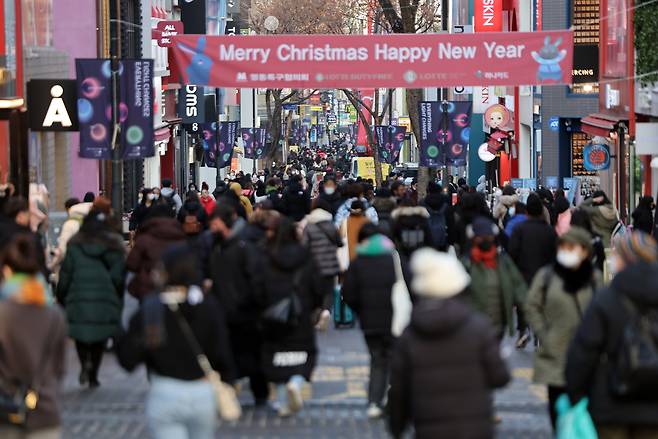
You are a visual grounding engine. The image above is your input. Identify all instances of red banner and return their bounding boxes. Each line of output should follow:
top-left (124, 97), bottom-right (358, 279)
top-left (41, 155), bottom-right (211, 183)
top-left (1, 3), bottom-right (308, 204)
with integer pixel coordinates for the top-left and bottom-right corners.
top-left (474, 0), bottom-right (503, 32)
top-left (171, 31), bottom-right (573, 89)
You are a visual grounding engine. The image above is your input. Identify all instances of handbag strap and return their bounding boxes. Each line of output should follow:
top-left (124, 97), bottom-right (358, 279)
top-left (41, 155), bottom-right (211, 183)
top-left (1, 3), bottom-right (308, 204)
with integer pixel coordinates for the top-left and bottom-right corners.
top-left (392, 251), bottom-right (406, 284)
top-left (166, 302), bottom-right (217, 378)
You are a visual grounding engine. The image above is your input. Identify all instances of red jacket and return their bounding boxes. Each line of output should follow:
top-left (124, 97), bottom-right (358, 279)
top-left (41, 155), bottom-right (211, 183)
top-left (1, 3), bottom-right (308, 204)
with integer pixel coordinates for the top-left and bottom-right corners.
top-left (199, 196), bottom-right (216, 217)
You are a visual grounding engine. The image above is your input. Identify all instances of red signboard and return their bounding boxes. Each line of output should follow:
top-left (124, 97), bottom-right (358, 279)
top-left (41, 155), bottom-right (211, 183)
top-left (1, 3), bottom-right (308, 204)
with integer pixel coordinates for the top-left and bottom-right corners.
top-left (171, 31), bottom-right (573, 88)
top-left (152, 21), bottom-right (184, 48)
top-left (474, 0), bottom-right (503, 32)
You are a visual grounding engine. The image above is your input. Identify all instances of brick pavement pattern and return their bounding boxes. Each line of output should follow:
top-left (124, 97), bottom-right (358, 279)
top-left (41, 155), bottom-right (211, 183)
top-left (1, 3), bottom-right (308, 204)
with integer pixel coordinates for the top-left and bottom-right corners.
top-left (61, 327), bottom-right (551, 438)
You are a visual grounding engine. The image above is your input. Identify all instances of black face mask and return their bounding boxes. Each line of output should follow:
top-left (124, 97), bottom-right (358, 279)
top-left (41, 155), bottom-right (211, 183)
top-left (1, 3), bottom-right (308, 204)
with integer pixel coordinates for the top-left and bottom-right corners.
top-left (478, 241), bottom-right (494, 251)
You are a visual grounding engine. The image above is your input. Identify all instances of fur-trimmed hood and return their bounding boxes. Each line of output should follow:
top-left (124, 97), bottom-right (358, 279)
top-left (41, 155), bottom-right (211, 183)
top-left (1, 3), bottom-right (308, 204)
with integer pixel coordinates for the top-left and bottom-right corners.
top-left (391, 206), bottom-right (430, 220)
top-left (411, 248), bottom-right (470, 298)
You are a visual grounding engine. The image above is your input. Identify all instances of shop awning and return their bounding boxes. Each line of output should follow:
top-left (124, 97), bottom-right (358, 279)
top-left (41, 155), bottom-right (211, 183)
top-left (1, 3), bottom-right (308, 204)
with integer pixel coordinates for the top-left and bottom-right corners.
top-left (580, 113), bottom-right (622, 138)
top-left (154, 126), bottom-right (171, 143)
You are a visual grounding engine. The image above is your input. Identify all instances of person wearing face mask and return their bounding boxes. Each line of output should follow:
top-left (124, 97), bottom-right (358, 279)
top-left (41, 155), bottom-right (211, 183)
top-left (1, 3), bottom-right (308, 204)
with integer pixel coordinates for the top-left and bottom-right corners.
top-left (315, 175), bottom-right (342, 218)
top-left (524, 226), bottom-right (602, 431)
top-left (462, 217), bottom-right (527, 340)
top-left (566, 232), bottom-right (658, 439)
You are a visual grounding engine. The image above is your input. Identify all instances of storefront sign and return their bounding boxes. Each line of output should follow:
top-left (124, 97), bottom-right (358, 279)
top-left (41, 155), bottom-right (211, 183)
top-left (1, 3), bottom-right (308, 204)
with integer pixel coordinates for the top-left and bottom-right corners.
top-left (549, 116), bottom-right (560, 131)
top-left (179, 84), bottom-right (205, 126)
top-left (473, 86), bottom-right (493, 113)
top-left (171, 30), bottom-right (574, 88)
top-left (572, 45), bottom-right (598, 84)
top-left (583, 143), bottom-right (610, 171)
top-left (153, 21), bottom-right (184, 48)
top-left (474, 0), bottom-right (503, 32)
top-left (27, 79), bottom-right (78, 131)
top-left (419, 101), bottom-right (472, 167)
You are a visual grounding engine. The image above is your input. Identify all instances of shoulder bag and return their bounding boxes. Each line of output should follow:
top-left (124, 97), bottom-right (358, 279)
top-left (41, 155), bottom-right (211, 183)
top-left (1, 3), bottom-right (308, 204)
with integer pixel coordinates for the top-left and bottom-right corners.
top-left (391, 251), bottom-right (412, 337)
top-left (0, 311), bottom-right (57, 426)
top-left (167, 303), bottom-right (242, 421)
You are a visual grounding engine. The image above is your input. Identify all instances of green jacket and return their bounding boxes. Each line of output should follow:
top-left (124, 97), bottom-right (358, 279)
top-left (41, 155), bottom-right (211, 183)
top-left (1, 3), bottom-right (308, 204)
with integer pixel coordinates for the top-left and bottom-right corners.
top-left (579, 199), bottom-right (618, 248)
top-left (464, 253), bottom-right (527, 336)
top-left (57, 234), bottom-right (125, 343)
top-left (524, 266), bottom-right (602, 386)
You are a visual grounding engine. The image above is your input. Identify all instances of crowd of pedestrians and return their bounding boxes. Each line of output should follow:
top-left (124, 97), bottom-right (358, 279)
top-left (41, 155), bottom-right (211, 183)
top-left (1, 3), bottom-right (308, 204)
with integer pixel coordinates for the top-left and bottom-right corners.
top-left (2, 147), bottom-right (658, 438)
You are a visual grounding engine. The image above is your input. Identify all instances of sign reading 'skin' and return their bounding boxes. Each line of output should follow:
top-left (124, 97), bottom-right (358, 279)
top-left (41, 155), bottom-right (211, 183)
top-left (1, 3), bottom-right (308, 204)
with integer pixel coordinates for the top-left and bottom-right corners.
top-left (27, 79), bottom-right (79, 131)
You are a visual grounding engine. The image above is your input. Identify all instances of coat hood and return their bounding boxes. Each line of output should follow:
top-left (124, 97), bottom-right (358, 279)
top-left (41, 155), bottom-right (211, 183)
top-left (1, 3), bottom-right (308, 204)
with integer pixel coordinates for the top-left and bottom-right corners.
top-left (410, 298), bottom-right (471, 336)
top-left (612, 262), bottom-right (658, 307)
top-left (160, 187), bottom-right (176, 198)
top-left (356, 234), bottom-right (395, 256)
top-left (391, 206), bottom-right (430, 220)
top-left (268, 243), bottom-right (309, 271)
top-left (306, 208), bottom-right (333, 224)
top-left (140, 217), bottom-right (186, 241)
top-left (68, 202), bottom-right (92, 219)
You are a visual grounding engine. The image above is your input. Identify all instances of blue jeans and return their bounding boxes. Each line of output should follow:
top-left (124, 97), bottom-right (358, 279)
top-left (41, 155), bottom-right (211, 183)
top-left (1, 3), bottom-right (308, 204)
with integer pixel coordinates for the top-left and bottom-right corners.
top-left (146, 374), bottom-right (216, 439)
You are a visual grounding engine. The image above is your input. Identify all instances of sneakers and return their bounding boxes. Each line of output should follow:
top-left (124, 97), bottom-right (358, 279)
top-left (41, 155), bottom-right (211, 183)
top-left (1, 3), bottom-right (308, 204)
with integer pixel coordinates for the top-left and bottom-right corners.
top-left (315, 309), bottom-right (331, 331)
top-left (286, 380), bottom-right (304, 414)
top-left (367, 403), bottom-right (383, 419)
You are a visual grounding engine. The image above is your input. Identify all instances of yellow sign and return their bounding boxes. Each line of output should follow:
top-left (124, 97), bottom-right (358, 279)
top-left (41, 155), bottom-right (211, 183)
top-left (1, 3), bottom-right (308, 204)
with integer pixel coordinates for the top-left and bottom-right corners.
top-left (352, 157), bottom-right (390, 182)
top-left (310, 106), bottom-right (323, 112)
top-left (398, 116), bottom-right (411, 133)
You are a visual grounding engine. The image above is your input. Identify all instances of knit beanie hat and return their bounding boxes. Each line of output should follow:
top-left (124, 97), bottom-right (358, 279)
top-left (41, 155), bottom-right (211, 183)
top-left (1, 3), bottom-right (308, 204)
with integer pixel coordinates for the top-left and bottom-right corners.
top-left (469, 216), bottom-right (499, 238)
top-left (559, 226), bottom-right (593, 254)
top-left (411, 248), bottom-right (470, 299)
top-left (615, 231), bottom-right (658, 265)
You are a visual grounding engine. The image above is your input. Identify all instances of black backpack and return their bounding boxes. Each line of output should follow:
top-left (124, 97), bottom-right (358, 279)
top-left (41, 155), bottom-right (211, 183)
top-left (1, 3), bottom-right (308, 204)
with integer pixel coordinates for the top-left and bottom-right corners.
top-left (161, 192), bottom-right (177, 216)
top-left (427, 205), bottom-right (448, 249)
top-left (610, 296), bottom-right (658, 400)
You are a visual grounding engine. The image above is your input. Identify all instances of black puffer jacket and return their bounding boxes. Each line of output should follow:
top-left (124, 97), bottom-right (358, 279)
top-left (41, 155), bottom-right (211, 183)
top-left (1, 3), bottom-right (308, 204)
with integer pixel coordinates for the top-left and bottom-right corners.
top-left (566, 262), bottom-right (658, 426)
top-left (303, 209), bottom-right (342, 277)
top-left (388, 298), bottom-right (511, 439)
top-left (371, 196), bottom-right (397, 237)
top-left (260, 243), bottom-right (323, 382)
top-left (341, 235), bottom-right (398, 336)
top-left (508, 217), bottom-right (557, 285)
top-left (316, 190), bottom-right (343, 217)
top-left (391, 206), bottom-right (433, 259)
top-left (281, 181), bottom-right (311, 221)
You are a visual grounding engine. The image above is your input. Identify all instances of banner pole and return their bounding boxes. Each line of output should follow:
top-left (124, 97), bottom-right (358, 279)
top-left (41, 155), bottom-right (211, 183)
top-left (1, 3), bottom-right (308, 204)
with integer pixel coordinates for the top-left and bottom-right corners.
top-left (252, 89), bottom-right (256, 174)
top-left (110, 0), bottom-right (123, 212)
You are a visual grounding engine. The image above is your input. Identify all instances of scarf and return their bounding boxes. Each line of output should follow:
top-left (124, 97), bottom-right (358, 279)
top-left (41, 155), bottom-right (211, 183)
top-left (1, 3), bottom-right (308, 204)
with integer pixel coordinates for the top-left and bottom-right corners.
top-left (470, 246), bottom-right (498, 269)
top-left (0, 273), bottom-right (54, 306)
top-left (554, 260), bottom-right (594, 294)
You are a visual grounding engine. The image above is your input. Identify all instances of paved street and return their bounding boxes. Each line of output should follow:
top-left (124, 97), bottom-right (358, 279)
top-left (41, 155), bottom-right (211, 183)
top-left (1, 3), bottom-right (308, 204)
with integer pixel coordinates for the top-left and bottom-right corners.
top-left (60, 326), bottom-right (551, 438)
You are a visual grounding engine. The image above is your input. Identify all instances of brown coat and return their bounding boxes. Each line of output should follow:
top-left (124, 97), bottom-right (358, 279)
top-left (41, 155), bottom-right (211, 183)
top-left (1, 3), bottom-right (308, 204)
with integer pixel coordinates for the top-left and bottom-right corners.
top-left (126, 217), bottom-right (186, 298)
top-left (341, 214), bottom-right (370, 262)
top-left (0, 301), bottom-right (67, 431)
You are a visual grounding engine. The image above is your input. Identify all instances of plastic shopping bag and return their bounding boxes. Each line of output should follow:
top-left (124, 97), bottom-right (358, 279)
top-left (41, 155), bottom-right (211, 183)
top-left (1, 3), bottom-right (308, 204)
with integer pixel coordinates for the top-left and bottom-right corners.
top-left (556, 394), bottom-right (598, 439)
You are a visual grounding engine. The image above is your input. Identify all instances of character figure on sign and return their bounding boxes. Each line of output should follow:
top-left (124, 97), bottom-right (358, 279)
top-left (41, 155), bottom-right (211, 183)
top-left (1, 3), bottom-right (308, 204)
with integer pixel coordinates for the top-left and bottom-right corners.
top-left (176, 37), bottom-right (213, 85)
top-left (531, 36), bottom-right (567, 82)
top-left (483, 104), bottom-right (515, 155)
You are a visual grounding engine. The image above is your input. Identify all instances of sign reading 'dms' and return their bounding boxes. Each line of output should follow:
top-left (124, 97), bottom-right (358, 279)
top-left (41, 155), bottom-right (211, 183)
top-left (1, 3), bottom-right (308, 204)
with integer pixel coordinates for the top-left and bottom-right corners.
top-left (171, 31), bottom-right (574, 89)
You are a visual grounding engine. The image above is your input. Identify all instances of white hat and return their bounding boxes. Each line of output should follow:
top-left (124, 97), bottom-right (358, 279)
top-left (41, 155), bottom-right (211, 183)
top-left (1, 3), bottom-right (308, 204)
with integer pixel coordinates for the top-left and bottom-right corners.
top-left (411, 248), bottom-right (471, 298)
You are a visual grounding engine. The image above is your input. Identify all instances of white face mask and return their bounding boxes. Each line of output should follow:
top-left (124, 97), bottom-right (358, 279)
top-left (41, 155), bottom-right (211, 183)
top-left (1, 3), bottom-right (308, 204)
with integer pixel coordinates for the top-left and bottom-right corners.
top-left (556, 249), bottom-right (582, 269)
top-left (147, 193), bottom-right (156, 201)
top-left (324, 187), bottom-right (336, 195)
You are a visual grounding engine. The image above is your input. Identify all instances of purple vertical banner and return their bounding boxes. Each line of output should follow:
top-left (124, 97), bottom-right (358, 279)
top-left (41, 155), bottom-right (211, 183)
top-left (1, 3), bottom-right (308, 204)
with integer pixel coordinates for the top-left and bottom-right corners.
top-left (375, 125), bottom-right (406, 164)
top-left (202, 121), bottom-right (219, 167)
top-left (419, 101), bottom-right (472, 167)
top-left (241, 127), bottom-right (255, 158)
top-left (76, 59), bottom-right (112, 159)
top-left (217, 121), bottom-right (239, 168)
top-left (446, 101), bottom-right (471, 166)
top-left (122, 59), bottom-right (155, 159)
top-left (243, 128), bottom-right (268, 159)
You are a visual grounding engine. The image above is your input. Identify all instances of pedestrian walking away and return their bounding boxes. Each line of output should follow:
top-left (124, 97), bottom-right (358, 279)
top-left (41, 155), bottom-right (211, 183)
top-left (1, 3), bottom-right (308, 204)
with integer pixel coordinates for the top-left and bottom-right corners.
top-left (388, 248), bottom-right (510, 439)
top-left (56, 207), bottom-right (125, 388)
top-left (0, 235), bottom-right (67, 439)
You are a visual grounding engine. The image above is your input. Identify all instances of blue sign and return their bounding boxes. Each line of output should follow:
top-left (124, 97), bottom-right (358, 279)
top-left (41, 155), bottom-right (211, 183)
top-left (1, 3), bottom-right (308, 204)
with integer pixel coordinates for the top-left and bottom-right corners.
top-left (283, 103), bottom-right (298, 110)
top-left (544, 176), bottom-right (559, 188)
top-left (583, 143), bottom-right (611, 171)
top-left (523, 179), bottom-right (537, 191)
top-left (549, 117), bottom-right (560, 132)
top-left (511, 178), bottom-right (524, 189)
top-left (563, 177), bottom-right (579, 205)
